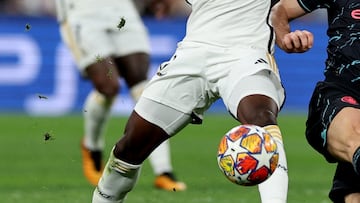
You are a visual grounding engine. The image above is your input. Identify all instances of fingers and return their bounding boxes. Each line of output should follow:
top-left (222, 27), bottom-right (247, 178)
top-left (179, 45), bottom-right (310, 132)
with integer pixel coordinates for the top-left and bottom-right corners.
top-left (281, 30), bottom-right (314, 53)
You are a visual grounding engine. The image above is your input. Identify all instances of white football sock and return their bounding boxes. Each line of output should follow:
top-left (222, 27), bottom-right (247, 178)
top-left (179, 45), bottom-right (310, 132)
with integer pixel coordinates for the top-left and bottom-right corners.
top-left (83, 90), bottom-right (113, 151)
top-left (130, 80), bottom-right (174, 175)
top-left (148, 140), bottom-right (173, 175)
top-left (130, 80), bottom-right (148, 102)
top-left (92, 148), bottom-right (141, 203)
top-left (258, 125), bottom-right (288, 203)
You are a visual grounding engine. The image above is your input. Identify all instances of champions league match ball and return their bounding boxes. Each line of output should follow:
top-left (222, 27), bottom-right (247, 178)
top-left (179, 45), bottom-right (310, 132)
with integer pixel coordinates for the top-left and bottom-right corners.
top-left (217, 124), bottom-right (279, 186)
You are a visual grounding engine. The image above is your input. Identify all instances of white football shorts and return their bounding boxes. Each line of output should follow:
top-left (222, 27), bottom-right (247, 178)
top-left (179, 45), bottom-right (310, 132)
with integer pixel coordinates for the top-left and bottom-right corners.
top-left (59, 0), bottom-right (150, 74)
top-left (135, 41), bottom-right (285, 134)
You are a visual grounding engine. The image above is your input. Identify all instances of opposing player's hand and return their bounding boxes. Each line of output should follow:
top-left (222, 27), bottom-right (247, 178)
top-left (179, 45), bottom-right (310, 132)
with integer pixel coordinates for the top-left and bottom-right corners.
top-left (279, 30), bottom-right (314, 53)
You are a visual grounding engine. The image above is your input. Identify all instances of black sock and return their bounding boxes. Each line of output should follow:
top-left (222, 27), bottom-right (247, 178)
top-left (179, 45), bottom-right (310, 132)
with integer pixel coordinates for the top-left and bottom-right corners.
top-left (352, 146), bottom-right (360, 175)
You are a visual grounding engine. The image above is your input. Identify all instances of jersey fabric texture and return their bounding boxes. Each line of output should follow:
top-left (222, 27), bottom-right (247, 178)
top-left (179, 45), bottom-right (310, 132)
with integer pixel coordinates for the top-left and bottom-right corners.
top-left (140, 42), bottom-right (284, 121)
top-left (137, 0), bottom-right (285, 132)
top-left (183, 0), bottom-right (275, 53)
top-left (299, 0), bottom-right (360, 165)
top-left (298, 0), bottom-right (360, 200)
top-left (298, 0), bottom-right (360, 87)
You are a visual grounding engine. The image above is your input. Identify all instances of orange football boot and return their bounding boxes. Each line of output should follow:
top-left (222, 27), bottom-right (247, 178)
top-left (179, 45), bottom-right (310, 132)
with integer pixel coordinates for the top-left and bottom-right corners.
top-left (154, 172), bottom-right (187, 191)
top-left (81, 141), bottom-right (104, 186)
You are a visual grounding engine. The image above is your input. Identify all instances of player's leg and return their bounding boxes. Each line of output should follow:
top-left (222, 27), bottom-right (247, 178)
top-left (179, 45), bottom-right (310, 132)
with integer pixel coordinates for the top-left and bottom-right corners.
top-left (328, 162), bottom-right (360, 203)
top-left (327, 107), bottom-right (360, 172)
top-left (59, 20), bottom-right (121, 185)
top-left (92, 98), bottom-right (191, 202)
top-left (115, 53), bottom-right (187, 191)
top-left (345, 193), bottom-right (360, 203)
top-left (93, 42), bottom-right (207, 202)
top-left (82, 58), bottom-right (120, 186)
top-left (306, 83), bottom-right (360, 202)
top-left (224, 69), bottom-right (288, 203)
top-left (326, 107), bottom-right (360, 202)
top-left (238, 95), bottom-right (288, 203)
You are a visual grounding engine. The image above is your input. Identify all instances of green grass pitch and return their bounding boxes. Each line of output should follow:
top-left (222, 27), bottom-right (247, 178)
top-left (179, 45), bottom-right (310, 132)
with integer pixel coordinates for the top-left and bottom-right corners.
top-left (0, 113), bottom-right (335, 203)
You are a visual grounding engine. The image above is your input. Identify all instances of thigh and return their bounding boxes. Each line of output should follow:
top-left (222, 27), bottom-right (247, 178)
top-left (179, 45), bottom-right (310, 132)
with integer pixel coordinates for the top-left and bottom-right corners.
top-left (85, 58), bottom-right (120, 96)
top-left (327, 107), bottom-right (360, 162)
top-left (114, 53), bottom-right (149, 88)
top-left (306, 82), bottom-right (360, 163)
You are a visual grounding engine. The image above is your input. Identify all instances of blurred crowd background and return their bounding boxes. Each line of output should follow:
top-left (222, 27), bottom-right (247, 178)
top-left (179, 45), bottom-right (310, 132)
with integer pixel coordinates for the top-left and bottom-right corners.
top-left (0, 0), bottom-right (192, 17)
top-left (0, 0), bottom-right (325, 20)
top-left (0, 0), bottom-right (327, 115)
top-left (0, 0), bottom-right (56, 16)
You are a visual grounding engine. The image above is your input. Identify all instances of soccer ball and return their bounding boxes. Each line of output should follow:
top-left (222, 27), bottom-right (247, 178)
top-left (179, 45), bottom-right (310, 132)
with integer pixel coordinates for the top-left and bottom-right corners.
top-left (217, 124), bottom-right (279, 186)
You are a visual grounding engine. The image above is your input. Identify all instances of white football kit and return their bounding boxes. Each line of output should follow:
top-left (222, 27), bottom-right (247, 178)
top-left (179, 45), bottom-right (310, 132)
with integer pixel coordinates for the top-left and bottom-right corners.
top-left (135, 0), bottom-right (285, 135)
top-left (55, 0), bottom-right (150, 74)
top-left (91, 1), bottom-right (288, 203)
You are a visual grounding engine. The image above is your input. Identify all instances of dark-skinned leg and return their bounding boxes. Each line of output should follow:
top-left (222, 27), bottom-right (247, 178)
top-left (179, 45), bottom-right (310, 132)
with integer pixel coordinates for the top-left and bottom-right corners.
top-left (93, 110), bottom-right (180, 202)
top-left (114, 111), bottom-right (171, 165)
top-left (81, 58), bottom-right (120, 186)
top-left (115, 53), bottom-right (187, 191)
top-left (237, 94), bottom-right (288, 203)
top-left (87, 57), bottom-right (120, 98)
top-left (237, 94), bottom-right (278, 126)
top-left (114, 53), bottom-right (149, 88)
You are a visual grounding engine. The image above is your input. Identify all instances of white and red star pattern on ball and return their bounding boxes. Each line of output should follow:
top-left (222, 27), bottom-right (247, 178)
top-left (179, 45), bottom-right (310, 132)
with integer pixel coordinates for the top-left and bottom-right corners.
top-left (217, 124), bottom-right (279, 186)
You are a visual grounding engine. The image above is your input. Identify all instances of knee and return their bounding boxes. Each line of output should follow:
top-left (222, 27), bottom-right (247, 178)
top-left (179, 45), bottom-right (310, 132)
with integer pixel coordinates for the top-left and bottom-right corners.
top-left (238, 107), bottom-right (277, 126)
top-left (345, 193), bottom-right (360, 203)
top-left (96, 82), bottom-right (120, 99)
top-left (328, 109), bottom-right (360, 159)
top-left (237, 95), bottom-right (279, 126)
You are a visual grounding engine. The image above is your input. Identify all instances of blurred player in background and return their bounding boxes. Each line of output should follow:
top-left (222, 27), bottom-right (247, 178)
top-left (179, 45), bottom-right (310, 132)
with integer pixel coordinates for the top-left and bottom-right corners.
top-left (54, 0), bottom-right (186, 191)
top-left (92, 0), bottom-right (289, 202)
top-left (272, 0), bottom-right (360, 202)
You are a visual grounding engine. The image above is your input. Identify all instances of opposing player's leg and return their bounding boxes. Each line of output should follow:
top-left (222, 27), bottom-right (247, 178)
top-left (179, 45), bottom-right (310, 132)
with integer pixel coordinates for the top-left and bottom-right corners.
top-left (326, 107), bottom-right (360, 202)
top-left (345, 193), bottom-right (360, 203)
top-left (328, 162), bottom-right (360, 203)
top-left (225, 69), bottom-right (288, 203)
top-left (92, 98), bottom-right (191, 203)
top-left (327, 107), bottom-right (360, 172)
top-left (117, 53), bottom-right (187, 191)
top-left (306, 83), bottom-right (360, 202)
top-left (82, 58), bottom-right (120, 186)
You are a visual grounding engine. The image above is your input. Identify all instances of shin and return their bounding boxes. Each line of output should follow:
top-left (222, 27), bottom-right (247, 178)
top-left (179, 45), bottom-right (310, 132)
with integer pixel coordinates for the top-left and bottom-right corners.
top-left (92, 148), bottom-right (141, 203)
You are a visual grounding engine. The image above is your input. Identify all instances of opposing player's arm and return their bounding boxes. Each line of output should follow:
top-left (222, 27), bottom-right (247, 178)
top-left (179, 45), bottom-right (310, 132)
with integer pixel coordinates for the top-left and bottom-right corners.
top-left (271, 0), bottom-right (314, 53)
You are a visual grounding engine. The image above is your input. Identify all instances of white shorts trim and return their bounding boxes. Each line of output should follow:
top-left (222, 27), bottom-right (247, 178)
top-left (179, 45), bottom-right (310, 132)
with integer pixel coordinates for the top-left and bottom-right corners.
top-left (134, 97), bottom-right (191, 136)
top-left (225, 69), bottom-right (285, 118)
